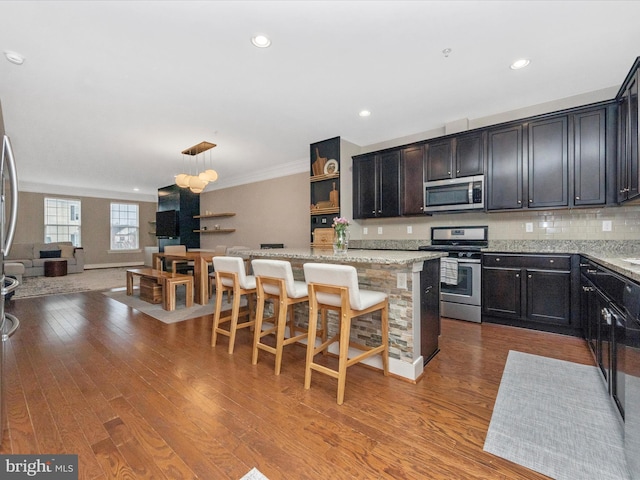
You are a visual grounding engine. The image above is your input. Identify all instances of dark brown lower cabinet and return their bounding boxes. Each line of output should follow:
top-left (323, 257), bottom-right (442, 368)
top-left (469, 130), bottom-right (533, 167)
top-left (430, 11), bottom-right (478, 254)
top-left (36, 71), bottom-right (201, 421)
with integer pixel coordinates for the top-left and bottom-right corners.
top-left (482, 253), bottom-right (579, 336)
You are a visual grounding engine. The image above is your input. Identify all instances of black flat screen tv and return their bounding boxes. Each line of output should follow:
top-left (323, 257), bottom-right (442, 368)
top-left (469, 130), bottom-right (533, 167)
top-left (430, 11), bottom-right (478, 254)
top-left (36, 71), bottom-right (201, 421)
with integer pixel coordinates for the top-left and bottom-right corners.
top-left (155, 210), bottom-right (179, 237)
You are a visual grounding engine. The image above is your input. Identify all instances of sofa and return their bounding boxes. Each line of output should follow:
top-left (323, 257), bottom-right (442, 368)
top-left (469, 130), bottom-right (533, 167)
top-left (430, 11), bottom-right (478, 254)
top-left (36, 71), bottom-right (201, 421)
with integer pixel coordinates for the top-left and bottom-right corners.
top-left (5, 242), bottom-right (85, 278)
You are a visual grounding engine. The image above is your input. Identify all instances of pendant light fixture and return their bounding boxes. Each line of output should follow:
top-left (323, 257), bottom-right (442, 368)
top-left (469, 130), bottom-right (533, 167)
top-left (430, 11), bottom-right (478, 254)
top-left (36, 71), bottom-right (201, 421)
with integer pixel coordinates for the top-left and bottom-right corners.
top-left (175, 141), bottom-right (219, 193)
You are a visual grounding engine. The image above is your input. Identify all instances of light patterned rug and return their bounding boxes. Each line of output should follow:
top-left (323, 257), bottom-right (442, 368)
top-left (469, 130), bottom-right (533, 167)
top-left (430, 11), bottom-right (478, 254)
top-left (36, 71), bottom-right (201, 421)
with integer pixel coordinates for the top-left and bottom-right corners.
top-left (240, 468), bottom-right (269, 480)
top-left (13, 267), bottom-right (130, 299)
top-left (103, 288), bottom-right (218, 324)
top-left (484, 350), bottom-right (630, 480)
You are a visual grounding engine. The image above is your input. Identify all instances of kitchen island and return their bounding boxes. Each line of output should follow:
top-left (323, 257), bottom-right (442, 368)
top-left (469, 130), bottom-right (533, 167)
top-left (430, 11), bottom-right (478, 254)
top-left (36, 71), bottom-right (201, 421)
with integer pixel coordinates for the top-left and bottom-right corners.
top-left (231, 247), bottom-right (446, 382)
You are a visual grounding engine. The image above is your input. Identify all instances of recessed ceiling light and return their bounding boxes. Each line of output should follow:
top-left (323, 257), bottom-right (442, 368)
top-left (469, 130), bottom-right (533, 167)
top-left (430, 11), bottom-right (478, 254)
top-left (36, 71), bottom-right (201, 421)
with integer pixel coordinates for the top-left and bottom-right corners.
top-left (359, 110), bottom-right (371, 117)
top-left (4, 51), bottom-right (25, 65)
top-left (251, 34), bottom-right (271, 48)
top-left (510, 58), bottom-right (530, 70)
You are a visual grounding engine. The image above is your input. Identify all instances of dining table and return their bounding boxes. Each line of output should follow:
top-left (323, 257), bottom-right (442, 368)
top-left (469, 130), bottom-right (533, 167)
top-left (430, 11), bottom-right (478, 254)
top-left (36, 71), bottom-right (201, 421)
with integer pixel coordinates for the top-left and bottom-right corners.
top-left (152, 250), bottom-right (219, 305)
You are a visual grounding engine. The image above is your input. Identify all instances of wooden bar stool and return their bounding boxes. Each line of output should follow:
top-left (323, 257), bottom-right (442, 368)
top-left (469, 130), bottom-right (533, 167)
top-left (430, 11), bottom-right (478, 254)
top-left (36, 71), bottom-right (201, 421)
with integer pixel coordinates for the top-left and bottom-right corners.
top-left (211, 256), bottom-right (256, 354)
top-left (251, 259), bottom-right (325, 375)
top-left (303, 263), bottom-right (389, 405)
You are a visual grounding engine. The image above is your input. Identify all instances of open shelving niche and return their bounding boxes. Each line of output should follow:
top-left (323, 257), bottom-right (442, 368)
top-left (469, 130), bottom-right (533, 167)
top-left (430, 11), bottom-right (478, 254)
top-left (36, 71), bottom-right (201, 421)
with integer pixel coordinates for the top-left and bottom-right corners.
top-left (310, 137), bottom-right (340, 246)
top-left (193, 212), bottom-right (236, 233)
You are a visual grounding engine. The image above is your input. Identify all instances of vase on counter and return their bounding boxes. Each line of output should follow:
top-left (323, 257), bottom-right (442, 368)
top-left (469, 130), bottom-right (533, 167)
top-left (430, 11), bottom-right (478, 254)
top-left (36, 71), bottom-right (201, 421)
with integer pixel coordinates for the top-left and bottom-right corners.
top-left (333, 227), bottom-right (349, 254)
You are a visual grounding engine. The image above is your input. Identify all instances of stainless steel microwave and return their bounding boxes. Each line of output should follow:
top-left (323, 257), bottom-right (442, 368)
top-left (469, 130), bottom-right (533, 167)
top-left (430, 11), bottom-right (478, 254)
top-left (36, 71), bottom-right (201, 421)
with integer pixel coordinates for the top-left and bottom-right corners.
top-left (424, 175), bottom-right (484, 213)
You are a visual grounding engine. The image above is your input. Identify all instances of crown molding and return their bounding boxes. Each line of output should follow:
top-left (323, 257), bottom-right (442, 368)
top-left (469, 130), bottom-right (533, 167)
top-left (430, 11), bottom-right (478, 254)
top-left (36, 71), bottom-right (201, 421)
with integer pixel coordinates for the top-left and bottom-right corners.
top-left (202, 158), bottom-right (307, 191)
top-left (19, 181), bottom-right (157, 202)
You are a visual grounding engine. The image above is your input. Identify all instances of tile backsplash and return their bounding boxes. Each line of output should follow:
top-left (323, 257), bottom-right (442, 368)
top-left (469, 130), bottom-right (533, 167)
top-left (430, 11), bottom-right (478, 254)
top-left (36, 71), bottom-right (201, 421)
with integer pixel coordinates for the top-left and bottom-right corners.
top-left (351, 205), bottom-right (640, 242)
top-left (488, 205), bottom-right (640, 240)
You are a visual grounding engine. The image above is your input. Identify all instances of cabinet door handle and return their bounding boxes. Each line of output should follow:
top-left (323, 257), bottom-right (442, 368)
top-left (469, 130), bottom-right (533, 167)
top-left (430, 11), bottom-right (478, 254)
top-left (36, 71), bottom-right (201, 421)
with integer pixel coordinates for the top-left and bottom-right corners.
top-left (529, 199), bottom-right (533, 203)
top-left (575, 196), bottom-right (580, 200)
top-left (448, 171), bottom-right (451, 175)
top-left (456, 170), bottom-right (460, 174)
top-left (517, 200), bottom-right (522, 204)
top-left (587, 269), bottom-right (598, 274)
top-left (528, 274), bottom-right (532, 278)
top-left (516, 273), bottom-right (520, 278)
top-left (495, 258), bottom-right (500, 262)
top-left (549, 259), bottom-right (554, 263)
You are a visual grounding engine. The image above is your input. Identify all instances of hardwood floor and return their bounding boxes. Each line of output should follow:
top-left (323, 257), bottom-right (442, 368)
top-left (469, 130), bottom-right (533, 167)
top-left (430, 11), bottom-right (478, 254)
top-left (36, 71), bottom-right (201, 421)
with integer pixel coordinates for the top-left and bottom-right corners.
top-left (1, 290), bottom-right (593, 479)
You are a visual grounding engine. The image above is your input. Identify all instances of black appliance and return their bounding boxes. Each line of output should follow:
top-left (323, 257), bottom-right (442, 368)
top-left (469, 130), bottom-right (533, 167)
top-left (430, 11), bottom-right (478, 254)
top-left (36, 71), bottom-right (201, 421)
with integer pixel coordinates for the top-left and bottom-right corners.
top-left (582, 262), bottom-right (640, 423)
top-left (419, 226), bottom-right (488, 323)
top-left (155, 209), bottom-right (179, 237)
top-left (623, 277), bottom-right (640, 478)
top-left (423, 175), bottom-right (484, 213)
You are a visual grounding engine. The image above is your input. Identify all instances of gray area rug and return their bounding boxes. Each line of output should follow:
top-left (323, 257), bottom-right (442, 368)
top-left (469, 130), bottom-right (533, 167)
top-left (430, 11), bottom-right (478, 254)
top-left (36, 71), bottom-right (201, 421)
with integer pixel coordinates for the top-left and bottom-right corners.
top-left (103, 288), bottom-right (244, 325)
top-left (14, 267), bottom-right (130, 299)
top-left (103, 288), bottom-right (213, 324)
top-left (484, 350), bottom-right (630, 480)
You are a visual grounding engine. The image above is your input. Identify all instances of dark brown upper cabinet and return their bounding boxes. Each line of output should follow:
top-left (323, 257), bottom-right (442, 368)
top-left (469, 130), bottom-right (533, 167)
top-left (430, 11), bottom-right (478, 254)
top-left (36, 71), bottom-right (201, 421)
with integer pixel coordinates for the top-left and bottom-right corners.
top-left (573, 107), bottom-right (608, 206)
top-left (353, 150), bottom-right (401, 219)
top-left (487, 102), bottom-right (615, 211)
top-left (401, 144), bottom-right (425, 215)
top-left (425, 132), bottom-right (484, 181)
top-left (617, 58), bottom-right (640, 203)
top-left (486, 115), bottom-right (569, 211)
top-left (486, 124), bottom-right (524, 210)
top-left (527, 116), bottom-right (568, 208)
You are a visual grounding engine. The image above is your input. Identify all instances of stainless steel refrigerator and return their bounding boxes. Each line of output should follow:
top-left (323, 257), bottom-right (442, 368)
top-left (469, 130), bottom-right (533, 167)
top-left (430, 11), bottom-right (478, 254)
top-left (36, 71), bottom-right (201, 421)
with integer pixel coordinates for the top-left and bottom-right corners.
top-left (0, 99), bottom-right (20, 447)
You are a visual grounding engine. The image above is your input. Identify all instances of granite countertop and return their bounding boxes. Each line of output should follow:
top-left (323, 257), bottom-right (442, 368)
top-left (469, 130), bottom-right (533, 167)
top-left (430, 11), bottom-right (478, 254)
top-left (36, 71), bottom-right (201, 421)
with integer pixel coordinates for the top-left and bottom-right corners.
top-left (230, 248), bottom-right (445, 265)
top-left (580, 255), bottom-right (640, 283)
top-left (482, 240), bottom-right (640, 283)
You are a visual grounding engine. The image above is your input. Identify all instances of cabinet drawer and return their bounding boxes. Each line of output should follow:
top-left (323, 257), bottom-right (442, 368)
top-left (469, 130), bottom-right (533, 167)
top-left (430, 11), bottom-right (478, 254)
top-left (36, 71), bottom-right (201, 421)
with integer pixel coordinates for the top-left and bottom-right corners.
top-left (483, 253), bottom-right (571, 270)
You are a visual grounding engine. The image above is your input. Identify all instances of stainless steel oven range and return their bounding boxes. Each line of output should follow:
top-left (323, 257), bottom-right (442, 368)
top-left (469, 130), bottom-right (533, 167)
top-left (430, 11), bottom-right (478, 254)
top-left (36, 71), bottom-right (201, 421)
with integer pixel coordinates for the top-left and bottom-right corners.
top-left (418, 226), bottom-right (488, 323)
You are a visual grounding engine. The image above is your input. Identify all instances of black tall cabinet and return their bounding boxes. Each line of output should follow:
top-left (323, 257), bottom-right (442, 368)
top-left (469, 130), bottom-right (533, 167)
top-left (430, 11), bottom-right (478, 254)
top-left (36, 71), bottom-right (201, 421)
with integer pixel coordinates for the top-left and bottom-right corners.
top-left (157, 184), bottom-right (200, 251)
top-left (420, 259), bottom-right (440, 365)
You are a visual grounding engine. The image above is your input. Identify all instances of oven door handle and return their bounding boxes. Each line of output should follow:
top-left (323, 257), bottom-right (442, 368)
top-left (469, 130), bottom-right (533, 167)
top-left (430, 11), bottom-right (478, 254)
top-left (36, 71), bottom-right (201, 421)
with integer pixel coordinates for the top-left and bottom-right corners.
top-left (454, 258), bottom-right (481, 264)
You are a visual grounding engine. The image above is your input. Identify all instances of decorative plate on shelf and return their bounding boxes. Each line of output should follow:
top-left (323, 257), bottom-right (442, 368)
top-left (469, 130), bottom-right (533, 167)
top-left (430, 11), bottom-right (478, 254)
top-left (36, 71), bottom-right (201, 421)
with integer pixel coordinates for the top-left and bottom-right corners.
top-left (324, 159), bottom-right (339, 175)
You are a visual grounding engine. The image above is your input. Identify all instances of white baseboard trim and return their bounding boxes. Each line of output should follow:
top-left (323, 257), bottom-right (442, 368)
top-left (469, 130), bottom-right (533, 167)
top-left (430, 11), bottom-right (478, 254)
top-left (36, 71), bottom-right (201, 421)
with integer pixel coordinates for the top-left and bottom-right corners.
top-left (85, 262), bottom-right (144, 270)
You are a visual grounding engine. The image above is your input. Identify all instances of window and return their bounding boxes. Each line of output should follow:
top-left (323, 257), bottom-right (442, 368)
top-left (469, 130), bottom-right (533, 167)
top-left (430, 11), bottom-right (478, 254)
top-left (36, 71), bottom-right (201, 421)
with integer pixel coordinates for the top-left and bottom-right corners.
top-left (44, 198), bottom-right (81, 246)
top-left (110, 203), bottom-right (139, 250)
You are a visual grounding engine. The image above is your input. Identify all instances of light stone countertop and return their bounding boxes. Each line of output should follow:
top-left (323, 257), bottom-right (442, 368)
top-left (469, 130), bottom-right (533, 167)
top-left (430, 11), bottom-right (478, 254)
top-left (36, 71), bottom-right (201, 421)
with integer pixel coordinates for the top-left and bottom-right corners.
top-left (581, 255), bottom-right (640, 283)
top-left (229, 247), bottom-right (445, 265)
top-left (482, 240), bottom-right (640, 283)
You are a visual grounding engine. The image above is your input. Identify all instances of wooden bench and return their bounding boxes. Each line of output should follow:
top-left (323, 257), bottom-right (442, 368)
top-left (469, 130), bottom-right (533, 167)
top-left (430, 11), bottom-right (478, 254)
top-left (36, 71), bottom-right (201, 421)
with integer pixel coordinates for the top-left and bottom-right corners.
top-left (126, 268), bottom-right (194, 311)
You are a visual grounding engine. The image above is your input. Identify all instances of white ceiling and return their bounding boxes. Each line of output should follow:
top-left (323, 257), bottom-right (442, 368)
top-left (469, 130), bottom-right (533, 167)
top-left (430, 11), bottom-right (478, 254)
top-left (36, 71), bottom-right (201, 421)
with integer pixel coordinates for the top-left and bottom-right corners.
top-left (1, 0), bottom-right (640, 202)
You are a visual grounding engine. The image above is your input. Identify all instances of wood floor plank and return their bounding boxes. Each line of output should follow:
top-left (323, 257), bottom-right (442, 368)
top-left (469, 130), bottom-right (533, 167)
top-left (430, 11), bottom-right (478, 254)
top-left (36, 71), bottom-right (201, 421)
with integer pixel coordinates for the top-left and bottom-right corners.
top-left (108, 396), bottom-right (198, 480)
top-left (2, 291), bottom-right (596, 479)
top-left (0, 340), bottom-right (38, 454)
top-left (11, 336), bottom-right (66, 453)
top-left (91, 437), bottom-right (137, 479)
